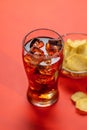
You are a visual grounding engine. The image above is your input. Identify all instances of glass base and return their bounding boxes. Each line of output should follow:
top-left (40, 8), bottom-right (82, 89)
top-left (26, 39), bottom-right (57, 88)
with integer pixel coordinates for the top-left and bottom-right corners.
top-left (27, 90), bottom-right (59, 107)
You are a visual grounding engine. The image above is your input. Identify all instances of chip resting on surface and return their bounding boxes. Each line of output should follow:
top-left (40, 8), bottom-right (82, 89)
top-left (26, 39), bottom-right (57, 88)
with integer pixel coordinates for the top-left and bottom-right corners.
top-left (71, 91), bottom-right (87, 114)
top-left (76, 98), bottom-right (87, 113)
top-left (71, 91), bottom-right (87, 103)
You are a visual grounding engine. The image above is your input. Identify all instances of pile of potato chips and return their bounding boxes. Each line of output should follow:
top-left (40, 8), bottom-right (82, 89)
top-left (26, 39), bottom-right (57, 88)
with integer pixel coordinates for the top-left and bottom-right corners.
top-left (63, 39), bottom-right (87, 72)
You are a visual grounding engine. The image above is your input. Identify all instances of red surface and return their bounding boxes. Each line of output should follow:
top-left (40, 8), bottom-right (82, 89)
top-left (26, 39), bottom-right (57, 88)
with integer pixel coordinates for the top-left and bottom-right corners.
top-left (0, 0), bottom-right (87, 130)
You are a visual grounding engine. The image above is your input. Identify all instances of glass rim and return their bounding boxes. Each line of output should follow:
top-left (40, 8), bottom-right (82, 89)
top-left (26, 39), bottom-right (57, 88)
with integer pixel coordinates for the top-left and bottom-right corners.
top-left (62, 67), bottom-right (87, 74)
top-left (22, 28), bottom-right (64, 59)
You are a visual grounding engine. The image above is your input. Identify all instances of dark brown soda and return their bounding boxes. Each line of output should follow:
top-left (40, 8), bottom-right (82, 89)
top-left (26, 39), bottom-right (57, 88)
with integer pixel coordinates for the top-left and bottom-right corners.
top-left (23, 37), bottom-right (63, 107)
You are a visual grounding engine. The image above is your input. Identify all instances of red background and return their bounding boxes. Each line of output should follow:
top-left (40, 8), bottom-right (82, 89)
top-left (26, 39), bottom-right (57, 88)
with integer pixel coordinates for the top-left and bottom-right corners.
top-left (0, 0), bottom-right (87, 130)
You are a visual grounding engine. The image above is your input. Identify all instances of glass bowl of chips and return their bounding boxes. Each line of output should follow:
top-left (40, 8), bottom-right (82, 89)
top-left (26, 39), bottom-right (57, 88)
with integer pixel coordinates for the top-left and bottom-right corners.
top-left (62, 33), bottom-right (87, 78)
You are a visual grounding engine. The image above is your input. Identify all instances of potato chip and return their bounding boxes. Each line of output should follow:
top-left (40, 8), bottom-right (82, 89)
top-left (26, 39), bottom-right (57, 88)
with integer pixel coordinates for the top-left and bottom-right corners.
top-left (66, 54), bottom-right (87, 71)
top-left (77, 44), bottom-right (87, 56)
top-left (63, 43), bottom-right (71, 58)
top-left (71, 91), bottom-right (87, 103)
top-left (67, 39), bottom-right (87, 48)
top-left (76, 98), bottom-right (87, 113)
top-left (63, 39), bottom-right (87, 72)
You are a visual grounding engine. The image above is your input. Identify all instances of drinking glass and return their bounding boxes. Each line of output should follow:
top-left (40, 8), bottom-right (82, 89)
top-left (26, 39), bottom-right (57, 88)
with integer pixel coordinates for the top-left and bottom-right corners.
top-left (22, 28), bottom-right (64, 107)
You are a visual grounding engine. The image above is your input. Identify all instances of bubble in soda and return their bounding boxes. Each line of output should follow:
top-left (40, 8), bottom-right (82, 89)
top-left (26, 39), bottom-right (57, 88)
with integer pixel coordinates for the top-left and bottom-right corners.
top-left (30, 38), bottom-right (44, 48)
top-left (46, 39), bottom-right (62, 56)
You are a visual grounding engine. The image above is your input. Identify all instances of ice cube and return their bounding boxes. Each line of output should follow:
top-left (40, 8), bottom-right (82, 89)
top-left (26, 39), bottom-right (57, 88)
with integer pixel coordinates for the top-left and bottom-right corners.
top-left (38, 65), bottom-right (54, 76)
top-left (30, 38), bottom-right (44, 48)
top-left (30, 38), bottom-right (40, 48)
top-left (30, 46), bottom-right (44, 56)
top-left (46, 39), bottom-right (62, 56)
top-left (38, 41), bottom-right (44, 48)
top-left (25, 46), bottom-right (44, 65)
top-left (24, 53), bottom-right (42, 66)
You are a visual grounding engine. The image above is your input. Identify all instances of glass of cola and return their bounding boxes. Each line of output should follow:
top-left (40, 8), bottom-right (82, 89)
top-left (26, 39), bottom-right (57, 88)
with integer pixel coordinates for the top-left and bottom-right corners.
top-left (22, 28), bottom-right (64, 107)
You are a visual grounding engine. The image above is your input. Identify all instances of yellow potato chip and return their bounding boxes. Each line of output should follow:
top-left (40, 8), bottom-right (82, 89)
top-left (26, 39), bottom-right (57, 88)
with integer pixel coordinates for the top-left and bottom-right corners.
top-left (67, 39), bottom-right (87, 48)
top-left (63, 38), bottom-right (87, 72)
top-left (77, 44), bottom-right (87, 55)
top-left (76, 98), bottom-right (87, 113)
top-left (65, 54), bottom-right (87, 71)
top-left (63, 43), bottom-right (71, 58)
top-left (71, 91), bottom-right (87, 102)
top-left (63, 41), bottom-right (76, 63)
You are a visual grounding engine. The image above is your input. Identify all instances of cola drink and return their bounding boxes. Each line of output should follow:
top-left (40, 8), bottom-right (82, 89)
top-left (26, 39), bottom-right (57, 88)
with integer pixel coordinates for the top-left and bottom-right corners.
top-left (22, 29), bottom-right (63, 107)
